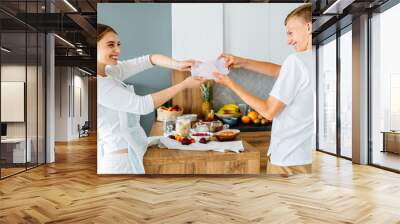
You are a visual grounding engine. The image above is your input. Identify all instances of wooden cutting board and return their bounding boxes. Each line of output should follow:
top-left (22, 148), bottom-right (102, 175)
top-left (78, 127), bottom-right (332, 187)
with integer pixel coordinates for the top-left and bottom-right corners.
top-left (171, 70), bottom-right (203, 115)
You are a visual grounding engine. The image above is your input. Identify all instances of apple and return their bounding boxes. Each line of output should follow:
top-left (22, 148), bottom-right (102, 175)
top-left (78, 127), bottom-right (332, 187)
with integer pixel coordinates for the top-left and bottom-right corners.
top-left (172, 105), bottom-right (181, 111)
top-left (181, 137), bottom-right (192, 145)
top-left (199, 138), bottom-right (208, 144)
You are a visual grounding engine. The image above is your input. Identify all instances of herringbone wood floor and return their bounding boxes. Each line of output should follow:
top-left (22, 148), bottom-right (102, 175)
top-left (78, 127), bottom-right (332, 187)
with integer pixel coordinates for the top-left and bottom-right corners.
top-left (1, 135), bottom-right (400, 224)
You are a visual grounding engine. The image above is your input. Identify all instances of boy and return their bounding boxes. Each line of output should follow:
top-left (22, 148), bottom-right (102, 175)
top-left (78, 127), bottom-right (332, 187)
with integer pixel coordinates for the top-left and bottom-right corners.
top-left (214, 4), bottom-right (314, 175)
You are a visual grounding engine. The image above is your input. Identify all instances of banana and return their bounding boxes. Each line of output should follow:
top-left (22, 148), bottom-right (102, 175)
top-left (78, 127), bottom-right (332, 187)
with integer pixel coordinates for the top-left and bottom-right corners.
top-left (223, 104), bottom-right (239, 109)
top-left (217, 104), bottom-right (240, 116)
top-left (221, 104), bottom-right (239, 112)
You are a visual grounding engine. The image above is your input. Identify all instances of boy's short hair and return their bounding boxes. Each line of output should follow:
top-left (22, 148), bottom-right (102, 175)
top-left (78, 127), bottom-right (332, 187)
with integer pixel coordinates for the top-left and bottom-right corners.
top-left (284, 3), bottom-right (312, 25)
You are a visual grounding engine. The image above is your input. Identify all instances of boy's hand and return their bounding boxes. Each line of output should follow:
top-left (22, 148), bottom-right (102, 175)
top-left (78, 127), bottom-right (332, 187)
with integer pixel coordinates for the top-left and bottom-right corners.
top-left (213, 72), bottom-right (234, 88)
top-left (182, 76), bottom-right (206, 89)
top-left (218, 53), bottom-right (245, 70)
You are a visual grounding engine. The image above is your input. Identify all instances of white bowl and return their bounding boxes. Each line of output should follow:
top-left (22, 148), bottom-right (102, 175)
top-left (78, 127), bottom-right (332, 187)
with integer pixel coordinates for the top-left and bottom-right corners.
top-left (191, 131), bottom-right (211, 143)
top-left (157, 108), bottom-right (183, 121)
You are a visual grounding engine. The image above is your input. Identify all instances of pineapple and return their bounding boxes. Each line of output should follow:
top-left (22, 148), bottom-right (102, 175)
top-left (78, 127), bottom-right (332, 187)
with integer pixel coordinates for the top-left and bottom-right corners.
top-left (200, 82), bottom-right (213, 120)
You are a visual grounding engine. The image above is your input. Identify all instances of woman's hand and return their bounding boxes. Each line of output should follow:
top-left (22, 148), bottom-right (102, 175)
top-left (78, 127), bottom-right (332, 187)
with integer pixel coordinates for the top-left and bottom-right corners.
top-left (218, 53), bottom-right (246, 70)
top-left (174, 59), bottom-right (199, 71)
top-left (149, 54), bottom-right (200, 71)
top-left (213, 72), bottom-right (234, 88)
top-left (181, 76), bottom-right (206, 89)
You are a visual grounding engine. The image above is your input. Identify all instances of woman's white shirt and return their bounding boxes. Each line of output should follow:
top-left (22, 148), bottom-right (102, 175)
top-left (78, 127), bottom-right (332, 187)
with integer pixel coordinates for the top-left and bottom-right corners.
top-left (97, 55), bottom-right (154, 174)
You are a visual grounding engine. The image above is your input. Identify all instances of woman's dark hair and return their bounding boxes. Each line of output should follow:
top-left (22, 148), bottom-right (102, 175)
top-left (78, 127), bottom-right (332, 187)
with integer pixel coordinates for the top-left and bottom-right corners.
top-left (97, 23), bottom-right (118, 42)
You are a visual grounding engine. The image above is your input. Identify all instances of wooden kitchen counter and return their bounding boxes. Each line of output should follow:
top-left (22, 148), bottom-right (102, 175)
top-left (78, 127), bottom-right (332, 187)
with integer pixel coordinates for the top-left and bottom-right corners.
top-left (143, 122), bottom-right (262, 174)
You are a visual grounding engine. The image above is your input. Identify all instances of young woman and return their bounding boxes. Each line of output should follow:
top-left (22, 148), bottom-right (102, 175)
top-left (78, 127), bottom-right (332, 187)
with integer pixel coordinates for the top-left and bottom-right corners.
top-left (213, 4), bottom-right (314, 175)
top-left (97, 24), bottom-right (205, 174)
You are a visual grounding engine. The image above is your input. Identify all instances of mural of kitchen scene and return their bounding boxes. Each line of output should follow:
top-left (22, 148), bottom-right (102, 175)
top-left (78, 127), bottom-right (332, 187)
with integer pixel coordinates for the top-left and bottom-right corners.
top-left (97, 2), bottom-right (305, 174)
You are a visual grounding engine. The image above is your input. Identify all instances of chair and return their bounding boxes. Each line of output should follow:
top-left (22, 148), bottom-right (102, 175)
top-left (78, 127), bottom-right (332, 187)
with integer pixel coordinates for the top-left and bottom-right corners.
top-left (79, 121), bottom-right (90, 138)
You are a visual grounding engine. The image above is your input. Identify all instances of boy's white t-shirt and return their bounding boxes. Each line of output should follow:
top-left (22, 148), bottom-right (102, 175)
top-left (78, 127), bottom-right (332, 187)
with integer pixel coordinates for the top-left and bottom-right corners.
top-left (268, 50), bottom-right (315, 166)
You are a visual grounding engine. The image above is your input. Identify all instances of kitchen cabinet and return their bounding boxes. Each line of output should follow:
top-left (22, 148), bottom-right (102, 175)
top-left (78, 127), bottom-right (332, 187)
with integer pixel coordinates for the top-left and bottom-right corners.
top-left (223, 4), bottom-right (269, 62)
top-left (240, 131), bottom-right (270, 172)
top-left (171, 70), bottom-right (203, 116)
top-left (171, 3), bottom-right (223, 61)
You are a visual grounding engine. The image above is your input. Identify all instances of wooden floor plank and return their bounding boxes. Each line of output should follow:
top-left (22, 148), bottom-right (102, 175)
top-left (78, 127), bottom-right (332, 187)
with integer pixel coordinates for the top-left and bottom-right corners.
top-left (0, 135), bottom-right (400, 223)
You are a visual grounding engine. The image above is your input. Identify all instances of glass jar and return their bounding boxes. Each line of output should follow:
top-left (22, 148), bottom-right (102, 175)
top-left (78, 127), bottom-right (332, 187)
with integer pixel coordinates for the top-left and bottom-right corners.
top-left (175, 116), bottom-right (191, 137)
top-left (209, 120), bottom-right (223, 132)
top-left (162, 120), bottom-right (175, 137)
top-left (207, 109), bottom-right (215, 121)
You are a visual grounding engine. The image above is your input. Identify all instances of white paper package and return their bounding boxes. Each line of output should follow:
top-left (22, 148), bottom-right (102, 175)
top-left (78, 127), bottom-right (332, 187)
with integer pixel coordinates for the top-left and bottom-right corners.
top-left (190, 59), bottom-right (230, 80)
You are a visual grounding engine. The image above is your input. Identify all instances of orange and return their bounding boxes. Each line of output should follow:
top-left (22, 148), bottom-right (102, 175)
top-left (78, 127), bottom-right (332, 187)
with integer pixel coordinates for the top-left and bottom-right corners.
top-left (241, 116), bottom-right (251, 124)
top-left (247, 111), bottom-right (258, 121)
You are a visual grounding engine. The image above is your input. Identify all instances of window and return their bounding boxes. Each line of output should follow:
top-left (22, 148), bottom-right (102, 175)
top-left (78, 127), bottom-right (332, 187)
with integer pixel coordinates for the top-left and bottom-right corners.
top-left (318, 36), bottom-right (337, 155)
top-left (390, 74), bottom-right (400, 130)
top-left (339, 28), bottom-right (352, 158)
top-left (370, 2), bottom-right (400, 171)
top-left (0, 1), bottom-right (47, 179)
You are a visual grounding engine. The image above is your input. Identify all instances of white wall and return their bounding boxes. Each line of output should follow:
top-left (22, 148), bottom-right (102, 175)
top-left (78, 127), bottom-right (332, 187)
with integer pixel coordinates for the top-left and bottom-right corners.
top-left (74, 74), bottom-right (89, 123)
top-left (1, 65), bottom-right (26, 82)
top-left (1, 66), bottom-right (26, 126)
top-left (54, 67), bottom-right (89, 141)
top-left (55, 67), bottom-right (68, 141)
top-left (1, 65), bottom-right (35, 138)
top-left (1, 82), bottom-right (25, 122)
top-left (71, 73), bottom-right (89, 138)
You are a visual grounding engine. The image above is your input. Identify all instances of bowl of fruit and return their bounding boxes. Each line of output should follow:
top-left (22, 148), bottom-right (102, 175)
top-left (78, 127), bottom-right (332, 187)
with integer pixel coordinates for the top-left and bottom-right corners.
top-left (215, 129), bottom-right (240, 141)
top-left (240, 111), bottom-right (271, 125)
top-left (221, 117), bottom-right (239, 126)
top-left (215, 104), bottom-right (242, 119)
top-left (157, 105), bottom-right (183, 121)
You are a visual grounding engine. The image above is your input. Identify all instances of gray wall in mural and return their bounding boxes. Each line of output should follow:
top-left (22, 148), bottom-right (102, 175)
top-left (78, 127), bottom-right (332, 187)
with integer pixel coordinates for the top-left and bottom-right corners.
top-left (97, 4), bottom-right (171, 134)
top-left (213, 69), bottom-right (276, 111)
